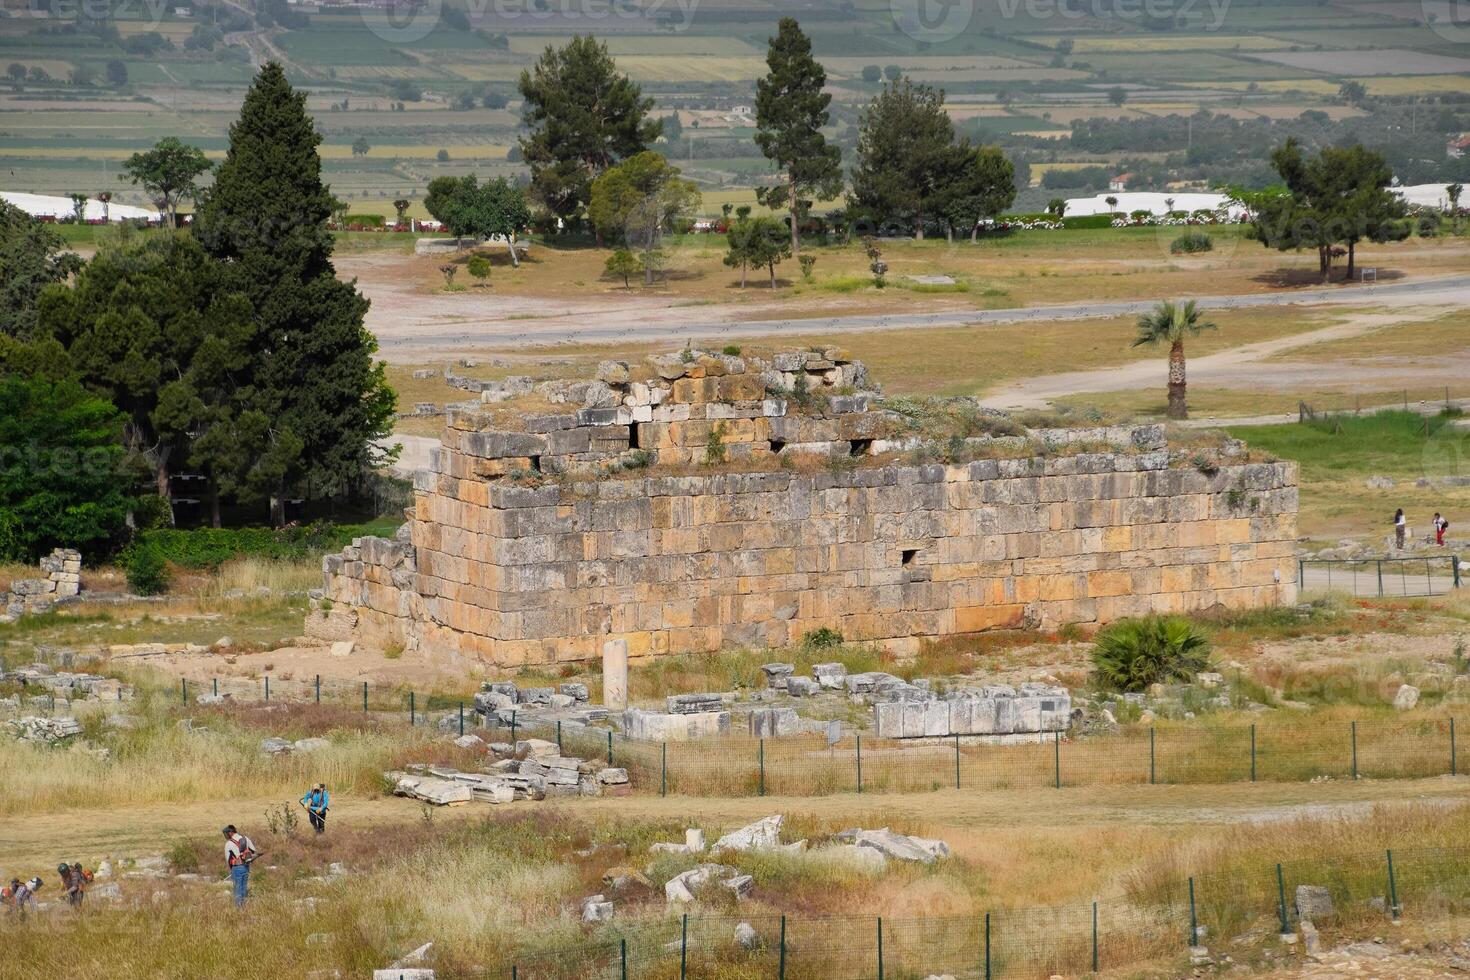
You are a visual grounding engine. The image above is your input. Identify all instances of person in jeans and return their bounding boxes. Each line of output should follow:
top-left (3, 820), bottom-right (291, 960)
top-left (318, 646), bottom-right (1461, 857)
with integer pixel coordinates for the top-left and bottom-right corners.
top-left (300, 783), bottom-right (330, 835)
top-left (223, 825), bottom-right (257, 908)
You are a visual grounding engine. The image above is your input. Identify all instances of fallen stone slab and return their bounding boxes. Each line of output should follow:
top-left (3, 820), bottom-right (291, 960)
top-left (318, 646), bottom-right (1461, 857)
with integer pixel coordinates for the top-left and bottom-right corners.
top-left (665, 863), bottom-right (739, 903)
top-left (761, 664), bottom-right (794, 689)
top-left (293, 738), bottom-right (330, 753)
top-left (749, 707), bottom-right (800, 738)
top-left (582, 894), bottom-right (614, 923)
top-left (714, 815), bottom-right (783, 852)
top-left (1296, 884), bottom-right (1335, 921)
top-left (837, 828), bottom-right (950, 864)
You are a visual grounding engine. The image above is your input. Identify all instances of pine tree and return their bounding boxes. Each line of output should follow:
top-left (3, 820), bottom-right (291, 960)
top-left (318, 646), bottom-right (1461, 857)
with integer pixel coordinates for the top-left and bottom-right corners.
top-left (754, 17), bottom-right (842, 256)
top-left (518, 36), bottom-right (661, 239)
top-left (850, 79), bottom-right (955, 238)
top-left (194, 61), bottom-right (394, 524)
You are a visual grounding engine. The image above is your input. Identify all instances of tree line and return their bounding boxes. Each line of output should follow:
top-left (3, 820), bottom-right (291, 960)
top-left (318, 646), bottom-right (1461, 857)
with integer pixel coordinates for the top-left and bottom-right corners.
top-left (0, 63), bottom-right (393, 561)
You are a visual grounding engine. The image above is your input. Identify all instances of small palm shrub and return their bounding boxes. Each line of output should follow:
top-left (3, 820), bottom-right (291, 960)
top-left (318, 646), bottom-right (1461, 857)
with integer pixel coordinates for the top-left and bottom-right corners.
top-left (1091, 615), bottom-right (1212, 692)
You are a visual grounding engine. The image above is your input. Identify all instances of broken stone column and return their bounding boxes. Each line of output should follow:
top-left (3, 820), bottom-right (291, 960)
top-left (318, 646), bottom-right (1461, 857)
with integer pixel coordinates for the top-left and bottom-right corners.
top-left (603, 638), bottom-right (628, 711)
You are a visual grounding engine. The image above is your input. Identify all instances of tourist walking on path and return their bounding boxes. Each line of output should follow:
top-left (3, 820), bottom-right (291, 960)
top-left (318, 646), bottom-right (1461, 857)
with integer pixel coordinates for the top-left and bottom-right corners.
top-left (1434, 512), bottom-right (1449, 547)
top-left (300, 783), bottom-right (330, 835)
top-left (1395, 508), bottom-right (1407, 549)
top-left (223, 825), bottom-right (258, 908)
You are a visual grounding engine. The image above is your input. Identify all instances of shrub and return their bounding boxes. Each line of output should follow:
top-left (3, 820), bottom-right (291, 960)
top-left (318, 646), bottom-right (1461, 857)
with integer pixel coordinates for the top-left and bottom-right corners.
top-left (721, 344), bottom-right (742, 356)
top-left (1170, 231), bottom-right (1213, 254)
top-left (126, 545), bottom-right (170, 596)
top-left (466, 255), bottom-right (491, 285)
top-left (801, 627), bottom-right (843, 651)
top-left (1091, 615), bottom-right (1212, 692)
top-left (130, 522), bottom-right (389, 570)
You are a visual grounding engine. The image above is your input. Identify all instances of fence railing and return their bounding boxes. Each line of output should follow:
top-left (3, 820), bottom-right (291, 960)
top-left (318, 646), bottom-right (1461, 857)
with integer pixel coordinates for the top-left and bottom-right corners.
top-left (12, 676), bottom-right (1470, 797)
top-left (1297, 556), bottom-right (1462, 597)
top-left (428, 845), bottom-right (1470, 979)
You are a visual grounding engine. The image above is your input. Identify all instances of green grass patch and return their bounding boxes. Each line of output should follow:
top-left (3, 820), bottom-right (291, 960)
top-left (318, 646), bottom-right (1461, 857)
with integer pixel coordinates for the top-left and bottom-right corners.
top-left (1227, 410), bottom-right (1470, 482)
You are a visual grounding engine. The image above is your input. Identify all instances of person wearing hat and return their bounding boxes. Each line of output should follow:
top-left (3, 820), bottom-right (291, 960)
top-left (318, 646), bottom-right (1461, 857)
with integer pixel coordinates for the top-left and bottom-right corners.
top-left (300, 783), bottom-right (330, 835)
top-left (13, 877), bottom-right (40, 919)
top-left (223, 825), bottom-right (257, 908)
top-left (58, 862), bottom-right (89, 908)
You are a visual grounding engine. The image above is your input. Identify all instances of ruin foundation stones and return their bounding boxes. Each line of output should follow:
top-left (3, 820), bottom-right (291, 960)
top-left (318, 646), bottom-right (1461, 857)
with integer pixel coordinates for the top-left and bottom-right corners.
top-left (312, 349), bottom-right (1298, 668)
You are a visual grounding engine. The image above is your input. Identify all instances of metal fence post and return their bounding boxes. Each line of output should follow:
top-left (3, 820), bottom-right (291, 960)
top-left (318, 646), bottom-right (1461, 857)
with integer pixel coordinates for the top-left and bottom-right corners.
top-left (510, 711), bottom-right (517, 743)
top-left (1187, 876), bottom-right (1199, 946)
top-left (779, 915), bottom-right (787, 980)
top-left (362, 681), bottom-right (368, 712)
top-left (1453, 718), bottom-right (1458, 777)
top-left (954, 734), bottom-right (961, 790)
top-left (213, 677), bottom-right (218, 698)
top-left (983, 912), bottom-right (991, 980)
top-left (1092, 900), bottom-right (1099, 973)
top-left (557, 719), bottom-right (563, 754)
top-left (606, 729), bottom-right (613, 766)
top-left (661, 742), bottom-right (668, 797)
top-left (1150, 727), bottom-right (1156, 785)
top-left (409, 690), bottom-right (415, 725)
top-left (181, 678), bottom-right (186, 704)
top-left (1387, 849), bottom-right (1400, 918)
top-left (680, 913), bottom-right (688, 980)
top-left (1250, 724), bottom-right (1257, 782)
top-left (459, 702), bottom-right (465, 737)
top-left (759, 737), bottom-right (766, 796)
top-left (856, 734), bottom-right (863, 793)
top-left (1351, 720), bottom-right (1358, 779)
top-left (1377, 560), bottom-right (1384, 596)
top-left (511, 966), bottom-right (516, 980)
top-left (1297, 559), bottom-right (1304, 590)
top-left (315, 674), bottom-right (321, 703)
top-left (1276, 863), bottom-right (1289, 934)
top-left (620, 937), bottom-right (627, 980)
top-left (264, 675), bottom-right (269, 702)
top-left (876, 917), bottom-right (884, 980)
top-left (1054, 731), bottom-right (1061, 789)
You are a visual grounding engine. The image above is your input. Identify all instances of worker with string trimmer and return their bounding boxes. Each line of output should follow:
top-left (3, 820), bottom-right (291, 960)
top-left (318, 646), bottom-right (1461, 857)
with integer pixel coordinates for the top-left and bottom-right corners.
top-left (300, 782), bottom-right (330, 835)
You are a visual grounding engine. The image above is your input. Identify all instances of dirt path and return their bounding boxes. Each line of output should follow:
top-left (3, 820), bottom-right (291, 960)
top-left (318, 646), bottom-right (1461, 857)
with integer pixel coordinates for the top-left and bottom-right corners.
top-left (344, 252), bottom-right (1470, 362)
top-left (978, 304), bottom-right (1462, 411)
top-left (9, 778), bottom-right (1468, 870)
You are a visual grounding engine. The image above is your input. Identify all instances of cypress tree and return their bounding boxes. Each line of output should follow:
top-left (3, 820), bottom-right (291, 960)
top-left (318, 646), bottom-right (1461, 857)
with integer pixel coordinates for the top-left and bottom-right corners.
top-left (754, 17), bottom-right (842, 256)
top-left (194, 62), bottom-right (394, 523)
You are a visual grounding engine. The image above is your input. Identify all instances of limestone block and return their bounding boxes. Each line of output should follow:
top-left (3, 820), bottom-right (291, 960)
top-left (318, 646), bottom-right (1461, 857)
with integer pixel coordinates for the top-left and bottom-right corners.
top-left (748, 707), bottom-right (799, 738)
top-left (624, 708), bottom-right (730, 741)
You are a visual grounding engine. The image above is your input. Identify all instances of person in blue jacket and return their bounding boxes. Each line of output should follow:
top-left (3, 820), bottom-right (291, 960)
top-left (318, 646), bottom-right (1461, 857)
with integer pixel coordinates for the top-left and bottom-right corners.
top-left (300, 783), bottom-right (330, 834)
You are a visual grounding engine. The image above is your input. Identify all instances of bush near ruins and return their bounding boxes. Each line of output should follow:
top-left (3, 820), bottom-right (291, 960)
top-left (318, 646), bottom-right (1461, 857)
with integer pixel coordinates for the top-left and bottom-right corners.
top-left (1091, 615), bottom-right (1212, 693)
top-left (125, 545), bottom-right (170, 595)
top-left (1170, 231), bottom-right (1213, 254)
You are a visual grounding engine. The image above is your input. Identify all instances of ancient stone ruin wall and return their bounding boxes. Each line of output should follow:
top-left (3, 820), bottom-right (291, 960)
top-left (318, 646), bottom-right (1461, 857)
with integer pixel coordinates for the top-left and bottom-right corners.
top-left (312, 350), bottom-right (1299, 668)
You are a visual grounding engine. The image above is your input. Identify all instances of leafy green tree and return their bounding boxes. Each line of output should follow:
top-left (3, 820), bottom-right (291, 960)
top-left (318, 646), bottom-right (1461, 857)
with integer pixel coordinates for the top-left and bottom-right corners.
top-left (120, 137), bottom-right (213, 228)
top-left (1448, 183), bottom-right (1464, 213)
top-left (392, 198), bottom-right (411, 227)
top-left (883, 64), bottom-right (901, 81)
top-left (1107, 86), bottom-right (1127, 107)
top-left (424, 174), bottom-right (533, 265)
top-left (36, 232), bottom-right (260, 525)
top-left (0, 375), bottom-right (131, 562)
top-left (1131, 299), bottom-right (1216, 420)
top-left (1238, 138), bottom-right (1405, 281)
top-left (936, 144), bottom-right (1016, 242)
top-left (850, 79), bottom-right (954, 237)
top-left (861, 64), bottom-right (881, 83)
top-left (193, 61), bottom-right (394, 524)
top-left (352, 136), bottom-right (370, 156)
top-left (1046, 197), bottom-right (1067, 217)
top-left (518, 35), bottom-right (661, 240)
top-left (69, 193), bottom-right (88, 224)
top-left (604, 248), bottom-right (641, 288)
top-left (6, 63), bottom-right (25, 84)
top-left (1338, 80), bottom-right (1367, 105)
top-left (0, 201), bottom-right (82, 340)
top-left (754, 17), bottom-right (843, 257)
top-left (589, 151), bottom-right (700, 284)
top-left (724, 215), bottom-right (790, 288)
top-left (106, 59), bottom-right (128, 87)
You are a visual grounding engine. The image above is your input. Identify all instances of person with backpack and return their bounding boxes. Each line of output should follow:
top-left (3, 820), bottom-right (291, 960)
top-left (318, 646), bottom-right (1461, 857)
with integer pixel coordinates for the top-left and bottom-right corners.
top-left (13, 877), bottom-right (40, 919)
top-left (58, 862), bottom-right (91, 908)
top-left (1, 878), bottom-right (18, 915)
top-left (1435, 512), bottom-right (1449, 547)
top-left (300, 783), bottom-right (330, 835)
top-left (223, 825), bottom-right (257, 908)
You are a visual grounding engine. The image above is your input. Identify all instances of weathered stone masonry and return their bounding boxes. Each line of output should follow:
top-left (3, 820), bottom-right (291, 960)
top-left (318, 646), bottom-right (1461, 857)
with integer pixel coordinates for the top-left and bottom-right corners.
top-left (313, 351), bottom-right (1298, 668)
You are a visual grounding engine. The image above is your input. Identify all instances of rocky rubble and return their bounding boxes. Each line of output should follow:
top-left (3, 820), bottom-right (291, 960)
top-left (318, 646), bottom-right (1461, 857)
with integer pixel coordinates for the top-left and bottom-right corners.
top-left (6, 715), bottom-right (83, 743)
top-left (1, 548), bottom-right (82, 622)
top-left (387, 739), bottom-right (630, 806)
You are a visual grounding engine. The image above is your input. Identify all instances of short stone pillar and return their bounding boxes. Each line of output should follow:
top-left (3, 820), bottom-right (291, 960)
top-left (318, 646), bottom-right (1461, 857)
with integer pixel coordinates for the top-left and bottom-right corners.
top-left (602, 638), bottom-right (628, 710)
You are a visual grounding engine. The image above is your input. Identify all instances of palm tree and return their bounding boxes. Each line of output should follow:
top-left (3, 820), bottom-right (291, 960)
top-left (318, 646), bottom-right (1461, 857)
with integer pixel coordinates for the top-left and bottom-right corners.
top-left (1132, 299), bottom-right (1216, 420)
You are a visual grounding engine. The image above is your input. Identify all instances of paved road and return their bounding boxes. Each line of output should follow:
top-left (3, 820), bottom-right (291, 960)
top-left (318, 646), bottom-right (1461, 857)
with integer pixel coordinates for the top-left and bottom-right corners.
top-left (385, 273), bottom-right (1470, 351)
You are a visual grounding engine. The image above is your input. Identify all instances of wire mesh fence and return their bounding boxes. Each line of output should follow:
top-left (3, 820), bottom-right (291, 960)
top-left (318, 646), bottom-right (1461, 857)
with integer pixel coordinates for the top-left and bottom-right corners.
top-left (425, 847), bottom-right (1470, 979)
top-left (1298, 556), bottom-right (1462, 598)
top-left (25, 672), bottom-right (1468, 796)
